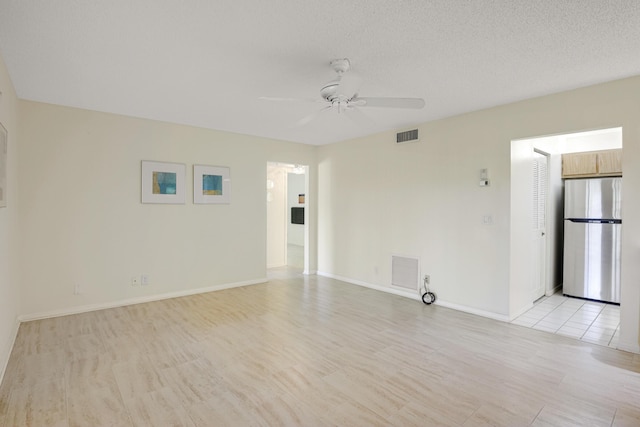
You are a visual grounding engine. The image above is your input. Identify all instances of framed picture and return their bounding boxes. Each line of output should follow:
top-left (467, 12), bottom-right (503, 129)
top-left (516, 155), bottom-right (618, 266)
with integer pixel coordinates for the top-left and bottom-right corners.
top-left (0, 123), bottom-right (6, 208)
top-left (193, 165), bottom-right (231, 204)
top-left (141, 161), bottom-right (186, 204)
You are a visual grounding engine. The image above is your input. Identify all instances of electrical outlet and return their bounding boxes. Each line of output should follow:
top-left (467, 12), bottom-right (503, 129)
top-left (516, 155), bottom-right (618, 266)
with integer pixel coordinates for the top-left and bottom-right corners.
top-left (141, 275), bottom-right (149, 286)
top-left (131, 276), bottom-right (140, 286)
top-left (424, 274), bottom-right (430, 285)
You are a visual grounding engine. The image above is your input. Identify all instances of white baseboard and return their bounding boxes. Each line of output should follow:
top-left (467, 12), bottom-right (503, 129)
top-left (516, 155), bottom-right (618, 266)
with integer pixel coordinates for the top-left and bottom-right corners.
top-left (18, 278), bottom-right (268, 322)
top-left (318, 271), bottom-right (422, 300)
top-left (317, 271), bottom-right (510, 322)
top-left (509, 303), bottom-right (534, 321)
top-left (267, 263), bottom-right (286, 269)
top-left (434, 300), bottom-right (510, 322)
top-left (0, 316), bottom-right (20, 386)
top-left (546, 283), bottom-right (562, 296)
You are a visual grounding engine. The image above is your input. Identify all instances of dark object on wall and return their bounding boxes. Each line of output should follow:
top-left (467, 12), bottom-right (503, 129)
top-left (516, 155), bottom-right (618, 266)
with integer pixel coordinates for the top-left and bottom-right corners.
top-left (291, 207), bottom-right (304, 225)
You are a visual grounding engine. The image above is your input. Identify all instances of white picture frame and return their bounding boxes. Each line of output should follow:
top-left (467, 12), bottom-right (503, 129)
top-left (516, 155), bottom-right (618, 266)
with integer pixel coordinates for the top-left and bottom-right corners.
top-left (141, 161), bottom-right (186, 204)
top-left (0, 123), bottom-right (6, 208)
top-left (193, 164), bottom-right (231, 204)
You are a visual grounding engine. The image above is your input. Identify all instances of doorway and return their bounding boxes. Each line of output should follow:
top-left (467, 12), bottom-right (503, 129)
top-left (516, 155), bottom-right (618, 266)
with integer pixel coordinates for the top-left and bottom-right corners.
top-left (510, 127), bottom-right (622, 317)
top-left (266, 162), bottom-right (308, 272)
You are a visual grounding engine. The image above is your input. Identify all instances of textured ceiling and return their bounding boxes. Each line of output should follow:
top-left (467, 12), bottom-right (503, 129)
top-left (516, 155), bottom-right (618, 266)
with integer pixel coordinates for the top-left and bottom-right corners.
top-left (1, 1), bottom-right (640, 145)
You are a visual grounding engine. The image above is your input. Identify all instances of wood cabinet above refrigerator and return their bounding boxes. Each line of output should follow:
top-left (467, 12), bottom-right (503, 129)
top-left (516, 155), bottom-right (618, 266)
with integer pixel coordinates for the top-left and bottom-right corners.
top-left (562, 149), bottom-right (622, 178)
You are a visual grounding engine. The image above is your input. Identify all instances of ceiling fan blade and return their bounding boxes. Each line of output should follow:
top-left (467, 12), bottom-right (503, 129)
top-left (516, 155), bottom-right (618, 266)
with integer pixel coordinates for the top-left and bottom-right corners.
top-left (344, 105), bottom-right (373, 127)
top-left (294, 105), bottom-right (333, 127)
top-left (352, 97), bottom-right (425, 109)
top-left (259, 96), bottom-right (296, 101)
top-left (259, 96), bottom-right (320, 103)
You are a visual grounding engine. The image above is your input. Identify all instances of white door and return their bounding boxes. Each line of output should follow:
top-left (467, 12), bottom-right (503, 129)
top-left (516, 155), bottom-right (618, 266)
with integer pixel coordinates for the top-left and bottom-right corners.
top-left (531, 150), bottom-right (548, 300)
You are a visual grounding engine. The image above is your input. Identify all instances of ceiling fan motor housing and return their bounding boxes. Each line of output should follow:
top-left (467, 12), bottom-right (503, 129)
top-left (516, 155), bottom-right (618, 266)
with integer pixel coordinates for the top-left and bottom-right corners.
top-left (320, 78), bottom-right (341, 101)
top-left (330, 58), bottom-right (350, 74)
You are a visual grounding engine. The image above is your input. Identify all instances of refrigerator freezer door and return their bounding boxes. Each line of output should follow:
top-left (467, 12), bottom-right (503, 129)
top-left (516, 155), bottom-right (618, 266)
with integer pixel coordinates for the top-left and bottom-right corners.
top-left (563, 220), bottom-right (621, 303)
top-left (564, 177), bottom-right (622, 220)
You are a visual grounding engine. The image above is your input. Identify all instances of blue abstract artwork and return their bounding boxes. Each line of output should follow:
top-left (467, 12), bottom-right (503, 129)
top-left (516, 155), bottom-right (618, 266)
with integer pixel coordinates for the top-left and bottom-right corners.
top-left (152, 171), bottom-right (177, 195)
top-left (202, 174), bottom-right (223, 195)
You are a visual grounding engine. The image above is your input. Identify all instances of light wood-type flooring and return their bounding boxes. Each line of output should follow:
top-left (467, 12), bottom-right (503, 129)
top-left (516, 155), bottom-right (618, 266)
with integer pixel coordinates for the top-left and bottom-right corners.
top-left (1, 267), bottom-right (640, 426)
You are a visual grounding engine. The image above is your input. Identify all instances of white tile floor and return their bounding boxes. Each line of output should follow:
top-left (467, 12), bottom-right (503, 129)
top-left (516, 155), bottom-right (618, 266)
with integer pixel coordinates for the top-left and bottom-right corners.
top-left (511, 292), bottom-right (620, 349)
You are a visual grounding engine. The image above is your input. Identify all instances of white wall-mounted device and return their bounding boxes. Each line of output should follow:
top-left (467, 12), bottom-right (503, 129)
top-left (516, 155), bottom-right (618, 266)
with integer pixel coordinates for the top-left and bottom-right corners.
top-left (479, 168), bottom-right (490, 186)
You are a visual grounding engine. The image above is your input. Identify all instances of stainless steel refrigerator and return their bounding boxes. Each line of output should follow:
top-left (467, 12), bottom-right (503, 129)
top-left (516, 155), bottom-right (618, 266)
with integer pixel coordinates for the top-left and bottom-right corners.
top-left (563, 177), bottom-right (622, 303)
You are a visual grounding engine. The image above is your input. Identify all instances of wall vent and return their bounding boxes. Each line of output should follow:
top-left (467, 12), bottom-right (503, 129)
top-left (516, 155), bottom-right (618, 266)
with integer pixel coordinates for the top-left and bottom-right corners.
top-left (396, 129), bottom-right (419, 144)
top-left (391, 255), bottom-right (419, 291)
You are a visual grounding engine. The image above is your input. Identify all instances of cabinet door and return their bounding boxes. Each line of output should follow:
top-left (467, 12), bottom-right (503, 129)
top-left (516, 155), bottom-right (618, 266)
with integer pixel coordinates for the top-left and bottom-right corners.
top-left (562, 152), bottom-right (597, 177)
top-left (597, 149), bottom-right (622, 175)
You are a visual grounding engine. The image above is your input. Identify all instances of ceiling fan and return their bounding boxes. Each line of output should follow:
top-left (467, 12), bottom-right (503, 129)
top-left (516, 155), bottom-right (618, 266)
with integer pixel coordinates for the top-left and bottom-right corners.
top-left (262, 58), bottom-right (425, 125)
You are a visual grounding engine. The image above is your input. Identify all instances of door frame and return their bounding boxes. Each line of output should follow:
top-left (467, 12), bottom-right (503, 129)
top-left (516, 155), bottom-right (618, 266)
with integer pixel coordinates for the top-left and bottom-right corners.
top-left (510, 127), bottom-right (623, 318)
top-left (266, 161), bottom-right (309, 273)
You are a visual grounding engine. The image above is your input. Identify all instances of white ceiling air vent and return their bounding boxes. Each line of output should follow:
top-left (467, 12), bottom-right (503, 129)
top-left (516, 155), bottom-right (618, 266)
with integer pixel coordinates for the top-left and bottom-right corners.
top-left (396, 129), bottom-right (419, 144)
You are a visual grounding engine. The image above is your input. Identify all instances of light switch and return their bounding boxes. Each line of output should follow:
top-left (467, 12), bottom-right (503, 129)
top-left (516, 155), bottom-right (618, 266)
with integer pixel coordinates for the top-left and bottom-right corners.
top-left (479, 168), bottom-right (490, 186)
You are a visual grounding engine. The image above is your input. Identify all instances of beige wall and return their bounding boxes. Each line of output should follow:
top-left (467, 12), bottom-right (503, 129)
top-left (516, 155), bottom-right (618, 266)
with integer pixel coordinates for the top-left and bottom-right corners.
top-left (318, 76), bottom-right (640, 353)
top-left (18, 101), bottom-right (317, 317)
top-left (0, 53), bottom-right (20, 381)
top-left (4, 58), bottom-right (640, 360)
